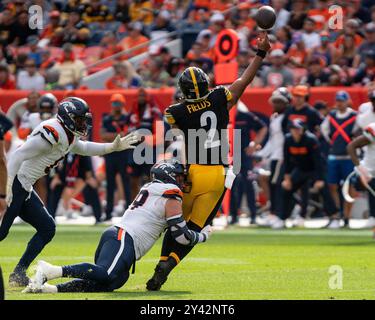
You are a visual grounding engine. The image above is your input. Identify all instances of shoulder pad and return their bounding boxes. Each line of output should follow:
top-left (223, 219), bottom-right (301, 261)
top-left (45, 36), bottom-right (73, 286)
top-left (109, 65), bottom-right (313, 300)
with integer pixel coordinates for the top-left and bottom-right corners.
top-left (162, 188), bottom-right (183, 201)
top-left (40, 124), bottom-right (60, 145)
top-left (164, 105), bottom-right (177, 125)
top-left (214, 86), bottom-right (233, 102)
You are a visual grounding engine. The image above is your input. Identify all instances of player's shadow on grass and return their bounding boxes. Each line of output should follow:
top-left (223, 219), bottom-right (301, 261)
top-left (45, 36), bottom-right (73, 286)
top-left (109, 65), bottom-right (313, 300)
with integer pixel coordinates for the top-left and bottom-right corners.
top-left (105, 290), bottom-right (191, 298)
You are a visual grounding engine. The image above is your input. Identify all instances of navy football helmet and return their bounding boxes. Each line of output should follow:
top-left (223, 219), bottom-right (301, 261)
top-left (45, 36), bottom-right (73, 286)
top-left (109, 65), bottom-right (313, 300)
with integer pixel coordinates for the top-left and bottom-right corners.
top-left (57, 97), bottom-right (92, 137)
top-left (151, 160), bottom-right (185, 187)
top-left (38, 93), bottom-right (58, 120)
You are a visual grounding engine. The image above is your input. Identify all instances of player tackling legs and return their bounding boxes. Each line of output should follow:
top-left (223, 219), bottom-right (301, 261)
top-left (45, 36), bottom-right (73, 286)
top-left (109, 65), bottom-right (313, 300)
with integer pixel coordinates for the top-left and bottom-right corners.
top-left (146, 32), bottom-right (271, 290)
top-left (23, 161), bottom-right (211, 293)
top-left (0, 97), bottom-right (139, 287)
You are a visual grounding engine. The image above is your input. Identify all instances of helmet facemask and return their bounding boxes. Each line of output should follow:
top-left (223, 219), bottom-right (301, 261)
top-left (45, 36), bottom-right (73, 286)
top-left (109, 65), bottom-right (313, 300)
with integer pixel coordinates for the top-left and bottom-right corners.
top-left (69, 112), bottom-right (92, 137)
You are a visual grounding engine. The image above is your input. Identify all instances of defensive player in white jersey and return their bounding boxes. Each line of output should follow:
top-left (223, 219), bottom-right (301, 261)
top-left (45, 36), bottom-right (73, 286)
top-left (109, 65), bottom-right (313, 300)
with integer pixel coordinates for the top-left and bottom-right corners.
top-left (0, 97), bottom-right (139, 287)
top-left (23, 161), bottom-right (211, 293)
top-left (347, 122), bottom-right (375, 234)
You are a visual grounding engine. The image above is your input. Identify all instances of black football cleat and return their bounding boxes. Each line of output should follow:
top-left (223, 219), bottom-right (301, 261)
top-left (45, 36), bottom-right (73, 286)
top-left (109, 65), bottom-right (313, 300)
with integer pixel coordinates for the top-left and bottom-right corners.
top-left (146, 259), bottom-right (177, 291)
top-left (9, 271), bottom-right (30, 287)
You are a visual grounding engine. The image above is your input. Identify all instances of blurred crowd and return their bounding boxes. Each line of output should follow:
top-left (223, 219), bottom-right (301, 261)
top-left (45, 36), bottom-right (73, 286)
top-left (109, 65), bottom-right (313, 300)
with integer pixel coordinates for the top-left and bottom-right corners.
top-left (1, 0), bottom-right (375, 90)
top-left (231, 83), bottom-right (375, 230)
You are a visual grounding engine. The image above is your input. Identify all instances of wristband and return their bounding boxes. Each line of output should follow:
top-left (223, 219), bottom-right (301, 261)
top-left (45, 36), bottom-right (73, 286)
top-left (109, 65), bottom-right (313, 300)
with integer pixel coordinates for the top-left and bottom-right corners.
top-left (0, 194), bottom-right (6, 199)
top-left (256, 49), bottom-right (267, 58)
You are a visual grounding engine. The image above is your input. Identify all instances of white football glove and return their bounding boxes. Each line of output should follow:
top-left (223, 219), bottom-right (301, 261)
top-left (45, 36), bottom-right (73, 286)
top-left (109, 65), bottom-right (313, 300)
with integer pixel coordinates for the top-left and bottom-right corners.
top-left (201, 225), bottom-right (213, 241)
top-left (106, 132), bottom-right (139, 153)
top-left (224, 166), bottom-right (236, 190)
top-left (6, 176), bottom-right (14, 206)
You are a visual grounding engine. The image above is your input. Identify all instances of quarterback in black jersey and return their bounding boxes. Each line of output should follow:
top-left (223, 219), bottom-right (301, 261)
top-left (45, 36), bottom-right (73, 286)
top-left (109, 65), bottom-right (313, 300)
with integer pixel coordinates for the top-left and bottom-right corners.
top-left (146, 32), bottom-right (271, 291)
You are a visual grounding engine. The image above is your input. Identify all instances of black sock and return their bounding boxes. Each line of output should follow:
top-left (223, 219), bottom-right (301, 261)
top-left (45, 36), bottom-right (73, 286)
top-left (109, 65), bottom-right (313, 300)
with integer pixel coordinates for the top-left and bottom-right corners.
top-left (62, 263), bottom-right (109, 283)
top-left (57, 279), bottom-right (108, 293)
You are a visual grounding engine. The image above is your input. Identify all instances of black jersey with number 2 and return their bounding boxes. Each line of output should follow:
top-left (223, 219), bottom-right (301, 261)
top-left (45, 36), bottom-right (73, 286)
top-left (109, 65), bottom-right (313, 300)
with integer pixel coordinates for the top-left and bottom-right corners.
top-left (165, 86), bottom-right (232, 165)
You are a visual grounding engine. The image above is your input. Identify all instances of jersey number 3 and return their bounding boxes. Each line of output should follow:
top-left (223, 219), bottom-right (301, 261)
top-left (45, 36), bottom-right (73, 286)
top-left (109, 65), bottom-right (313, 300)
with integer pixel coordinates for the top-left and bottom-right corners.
top-left (130, 190), bottom-right (149, 210)
top-left (201, 111), bottom-right (220, 149)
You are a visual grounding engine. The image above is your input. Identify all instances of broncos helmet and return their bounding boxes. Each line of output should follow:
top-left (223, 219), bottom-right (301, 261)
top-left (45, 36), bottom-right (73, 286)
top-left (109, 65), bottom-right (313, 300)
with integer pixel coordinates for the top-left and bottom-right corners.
top-left (178, 67), bottom-right (210, 101)
top-left (38, 93), bottom-right (58, 120)
top-left (151, 160), bottom-right (185, 188)
top-left (57, 97), bottom-right (92, 137)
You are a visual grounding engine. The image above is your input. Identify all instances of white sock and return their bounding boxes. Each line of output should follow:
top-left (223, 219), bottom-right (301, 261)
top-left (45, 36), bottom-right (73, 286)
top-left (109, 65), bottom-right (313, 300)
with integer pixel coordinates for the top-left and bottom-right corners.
top-left (42, 283), bottom-right (58, 293)
top-left (48, 265), bottom-right (63, 280)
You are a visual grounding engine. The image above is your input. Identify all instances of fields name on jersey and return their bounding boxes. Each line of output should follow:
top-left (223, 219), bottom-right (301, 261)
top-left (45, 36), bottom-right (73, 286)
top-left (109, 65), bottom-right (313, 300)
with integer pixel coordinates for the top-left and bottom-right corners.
top-left (132, 121), bottom-right (242, 174)
top-left (186, 100), bottom-right (211, 114)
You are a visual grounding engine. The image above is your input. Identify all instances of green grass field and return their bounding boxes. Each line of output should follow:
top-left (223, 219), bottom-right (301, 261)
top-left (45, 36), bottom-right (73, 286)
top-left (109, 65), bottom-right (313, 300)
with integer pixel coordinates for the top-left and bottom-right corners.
top-left (2, 225), bottom-right (375, 300)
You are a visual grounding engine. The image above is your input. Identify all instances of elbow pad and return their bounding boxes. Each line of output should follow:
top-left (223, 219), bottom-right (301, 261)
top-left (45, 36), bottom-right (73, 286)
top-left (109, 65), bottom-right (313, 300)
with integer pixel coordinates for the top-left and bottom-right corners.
top-left (167, 214), bottom-right (206, 246)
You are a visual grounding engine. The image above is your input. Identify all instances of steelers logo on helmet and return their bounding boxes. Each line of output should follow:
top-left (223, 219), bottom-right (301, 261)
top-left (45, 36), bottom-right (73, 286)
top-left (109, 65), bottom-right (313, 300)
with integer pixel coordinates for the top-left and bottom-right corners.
top-left (178, 67), bottom-right (210, 101)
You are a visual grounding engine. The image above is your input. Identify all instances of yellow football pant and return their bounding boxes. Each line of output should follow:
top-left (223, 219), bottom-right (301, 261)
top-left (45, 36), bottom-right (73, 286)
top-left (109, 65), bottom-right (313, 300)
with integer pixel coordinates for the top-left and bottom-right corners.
top-left (182, 164), bottom-right (226, 228)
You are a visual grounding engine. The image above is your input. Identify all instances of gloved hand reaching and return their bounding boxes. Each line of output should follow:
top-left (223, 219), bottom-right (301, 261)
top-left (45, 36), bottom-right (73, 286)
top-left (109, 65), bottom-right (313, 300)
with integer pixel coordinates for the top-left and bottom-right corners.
top-left (105, 132), bottom-right (140, 153)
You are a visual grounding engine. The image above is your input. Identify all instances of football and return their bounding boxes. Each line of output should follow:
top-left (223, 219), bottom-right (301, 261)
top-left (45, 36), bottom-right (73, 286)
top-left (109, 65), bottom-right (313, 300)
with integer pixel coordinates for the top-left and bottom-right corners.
top-left (255, 5), bottom-right (277, 30)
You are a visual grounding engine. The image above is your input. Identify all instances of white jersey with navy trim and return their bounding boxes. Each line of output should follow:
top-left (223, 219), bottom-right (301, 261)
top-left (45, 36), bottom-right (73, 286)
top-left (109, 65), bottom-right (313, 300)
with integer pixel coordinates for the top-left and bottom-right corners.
top-left (115, 182), bottom-right (183, 260)
top-left (362, 123), bottom-right (375, 176)
top-left (16, 118), bottom-right (77, 192)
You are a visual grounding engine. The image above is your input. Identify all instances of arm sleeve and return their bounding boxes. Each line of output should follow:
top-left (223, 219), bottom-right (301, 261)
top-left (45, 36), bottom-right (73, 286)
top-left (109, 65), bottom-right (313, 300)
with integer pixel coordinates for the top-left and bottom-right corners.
top-left (7, 134), bottom-right (52, 179)
top-left (320, 116), bottom-right (331, 142)
top-left (71, 139), bottom-right (111, 156)
top-left (167, 214), bottom-right (207, 246)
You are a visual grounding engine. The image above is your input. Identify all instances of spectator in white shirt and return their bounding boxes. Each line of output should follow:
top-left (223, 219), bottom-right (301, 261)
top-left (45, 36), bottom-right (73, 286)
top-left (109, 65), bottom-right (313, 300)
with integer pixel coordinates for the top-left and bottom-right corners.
top-left (357, 90), bottom-right (375, 129)
top-left (16, 59), bottom-right (45, 90)
top-left (272, 0), bottom-right (290, 30)
top-left (256, 87), bottom-right (292, 227)
top-left (301, 17), bottom-right (321, 50)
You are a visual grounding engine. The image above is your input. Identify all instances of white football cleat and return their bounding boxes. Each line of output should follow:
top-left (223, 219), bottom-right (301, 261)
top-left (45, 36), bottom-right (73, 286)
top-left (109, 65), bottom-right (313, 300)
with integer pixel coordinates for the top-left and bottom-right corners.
top-left (293, 216), bottom-right (305, 228)
top-left (271, 217), bottom-right (286, 229)
top-left (364, 217), bottom-right (375, 229)
top-left (263, 214), bottom-right (278, 227)
top-left (327, 219), bottom-right (341, 229)
top-left (34, 260), bottom-right (61, 288)
top-left (22, 278), bottom-right (42, 293)
top-left (22, 281), bottom-right (58, 294)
